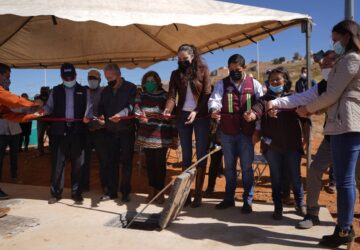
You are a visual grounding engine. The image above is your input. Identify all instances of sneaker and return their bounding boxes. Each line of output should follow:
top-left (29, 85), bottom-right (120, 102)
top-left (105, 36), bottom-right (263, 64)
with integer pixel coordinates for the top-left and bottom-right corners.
top-left (325, 182), bottom-right (336, 194)
top-left (215, 200), bottom-right (235, 210)
top-left (297, 214), bottom-right (320, 229)
top-left (0, 189), bottom-right (9, 200)
top-left (295, 205), bottom-right (306, 216)
top-left (48, 196), bottom-right (61, 204)
top-left (241, 203), bottom-right (253, 214)
top-left (272, 209), bottom-right (283, 220)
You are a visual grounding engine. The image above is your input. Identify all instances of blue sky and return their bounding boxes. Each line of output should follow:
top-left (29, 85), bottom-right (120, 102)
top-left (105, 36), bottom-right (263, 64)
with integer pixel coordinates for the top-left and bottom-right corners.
top-left (9, 0), bottom-right (360, 96)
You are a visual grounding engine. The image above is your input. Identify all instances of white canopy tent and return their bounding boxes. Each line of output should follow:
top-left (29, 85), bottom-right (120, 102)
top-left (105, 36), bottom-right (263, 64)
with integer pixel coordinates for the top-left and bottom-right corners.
top-left (0, 0), bottom-right (311, 69)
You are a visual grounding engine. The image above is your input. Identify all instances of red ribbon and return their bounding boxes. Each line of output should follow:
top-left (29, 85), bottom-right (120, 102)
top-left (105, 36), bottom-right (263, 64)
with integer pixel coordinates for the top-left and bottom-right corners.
top-left (36, 114), bottom-right (177, 122)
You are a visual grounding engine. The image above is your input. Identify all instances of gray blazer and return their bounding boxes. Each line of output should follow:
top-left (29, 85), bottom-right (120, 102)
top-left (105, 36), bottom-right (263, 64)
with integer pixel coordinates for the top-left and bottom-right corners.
top-left (306, 51), bottom-right (360, 135)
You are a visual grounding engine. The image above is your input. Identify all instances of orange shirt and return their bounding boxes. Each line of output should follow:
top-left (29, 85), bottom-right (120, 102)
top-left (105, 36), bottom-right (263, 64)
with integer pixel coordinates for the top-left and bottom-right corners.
top-left (0, 86), bottom-right (38, 122)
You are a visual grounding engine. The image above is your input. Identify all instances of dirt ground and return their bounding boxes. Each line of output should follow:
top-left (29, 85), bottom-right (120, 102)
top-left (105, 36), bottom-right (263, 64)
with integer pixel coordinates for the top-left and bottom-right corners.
top-left (1, 114), bottom-right (359, 249)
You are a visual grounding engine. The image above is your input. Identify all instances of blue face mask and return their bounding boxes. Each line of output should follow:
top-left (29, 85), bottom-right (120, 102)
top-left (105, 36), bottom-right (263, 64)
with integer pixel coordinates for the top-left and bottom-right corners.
top-left (333, 41), bottom-right (345, 56)
top-left (269, 84), bottom-right (284, 93)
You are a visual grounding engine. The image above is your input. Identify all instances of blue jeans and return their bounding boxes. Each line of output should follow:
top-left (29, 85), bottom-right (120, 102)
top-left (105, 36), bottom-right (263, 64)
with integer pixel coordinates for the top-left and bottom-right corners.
top-left (264, 149), bottom-right (304, 210)
top-left (176, 111), bottom-right (210, 170)
top-left (331, 132), bottom-right (360, 230)
top-left (220, 132), bottom-right (254, 204)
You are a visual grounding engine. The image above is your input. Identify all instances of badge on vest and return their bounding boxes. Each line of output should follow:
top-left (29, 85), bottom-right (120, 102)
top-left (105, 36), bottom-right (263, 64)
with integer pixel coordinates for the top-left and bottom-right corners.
top-left (76, 92), bottom-right (83, 95)
top-left (227, 93), bottom-right (233, 113)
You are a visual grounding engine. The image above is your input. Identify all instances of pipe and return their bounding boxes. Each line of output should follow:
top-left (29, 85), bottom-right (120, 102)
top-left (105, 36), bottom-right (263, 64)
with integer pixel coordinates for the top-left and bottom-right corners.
top-left (305, 20), bottom-right (312, 170)
top-left (345, 0), bottom-right (355, 20)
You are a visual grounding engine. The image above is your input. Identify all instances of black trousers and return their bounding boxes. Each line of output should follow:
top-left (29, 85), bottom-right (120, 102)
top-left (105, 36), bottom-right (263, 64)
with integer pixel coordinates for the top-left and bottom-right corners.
top-left (107, 130), bottom-right (135, 196)
top-left (0, 134), bottom-right (20, 179)
top-left (82, 129), bottom-right (108, 191)
top-left (50, 133), bottom-right (85, 198)
top-left (19, 134), bottom-right (30, 151)
top-left (37, 120), bottom-right (50, 154)
top-left (144, 147), bottom-right (168, 190)
top-left (207, 149), bottom-right (223, 191)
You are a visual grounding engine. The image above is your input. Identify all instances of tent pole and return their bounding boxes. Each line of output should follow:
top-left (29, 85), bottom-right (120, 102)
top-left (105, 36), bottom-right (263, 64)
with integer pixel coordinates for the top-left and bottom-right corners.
top-left (44, 69), bottom-right (47, 87)
top-left (345, 0), bottom-right (354, 20)
top-left (305, 20), bottom-right (312, 170)
top-left (256, 42), bottom-right (260, 80)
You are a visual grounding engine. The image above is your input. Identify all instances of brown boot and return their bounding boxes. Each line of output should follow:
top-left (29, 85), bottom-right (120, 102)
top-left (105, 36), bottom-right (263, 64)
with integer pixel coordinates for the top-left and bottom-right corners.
top-left (0, 207), bottom-right (10, 218)
top-left (191, 167), bottom-right (206, 208)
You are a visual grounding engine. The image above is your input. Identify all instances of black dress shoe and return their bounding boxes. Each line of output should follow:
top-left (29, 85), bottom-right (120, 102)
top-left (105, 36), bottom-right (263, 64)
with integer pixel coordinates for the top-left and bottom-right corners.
top-left (0, 189), bottom-right (9, 200)
top-left (272, 208), bottom-right (283, 220)
top-left (122, 194), bottom-right (130, 203)
top-left (48, 196), bottom-right (61, 204)
top-left (71, 194), bottom-right (84, 203)
top-left (241, 203), bottom-right (253, 214)
top-left (319, 225), bottom-right (355, 248)
top-left (215, 200), bottom-right (235, 210)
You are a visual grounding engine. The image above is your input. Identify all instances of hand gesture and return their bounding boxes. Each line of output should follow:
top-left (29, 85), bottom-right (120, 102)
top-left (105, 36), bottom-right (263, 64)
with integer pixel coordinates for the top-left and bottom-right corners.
top-left (109, 114), bottom-right (121, 123)
top-left (243, 110), bottom-right (256, 122)
top-left (296, 106), bottom-right (310, 118)
top-left (211, 110), bottom-right (221, 122)
top-left (185, 111), bottom-right (197, 125)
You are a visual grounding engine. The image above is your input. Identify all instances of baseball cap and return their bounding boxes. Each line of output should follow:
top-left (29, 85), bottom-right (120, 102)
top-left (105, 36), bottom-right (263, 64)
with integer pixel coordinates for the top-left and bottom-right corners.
top-left (61, 63), bottom-right (76, 78)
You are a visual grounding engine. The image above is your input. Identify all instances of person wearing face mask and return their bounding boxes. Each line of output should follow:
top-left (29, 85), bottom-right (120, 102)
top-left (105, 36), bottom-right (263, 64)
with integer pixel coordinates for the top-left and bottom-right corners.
top-left (295, 67), bottom-right (317, 93)
top-left (0, 63), bottom-right (42, 213)
top-left (43, 63), bottom-right (88, 204)
top-left (208, 54), bottom-right (263, 213)
top-left (294, 20), bottom-right (360, 248)
top-left (81, 69), bottom-right (108, 193)
top-left (134, 71), bottom-right (178, 204)
top-left (244, 67), bottom-right (305, 220)
top-left (98, 63), bottom-right (137, 202)
top-left (163, 44), bottom-right (211, 208)
top-left (36, 86), bottom-right (51, 156)
top-left (268, 50), bottom-right (360, 231)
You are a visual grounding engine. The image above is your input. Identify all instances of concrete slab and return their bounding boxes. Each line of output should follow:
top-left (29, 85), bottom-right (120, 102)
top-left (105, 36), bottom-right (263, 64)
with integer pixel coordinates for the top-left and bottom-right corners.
top-left (0, 183), bottom-right (345, 250)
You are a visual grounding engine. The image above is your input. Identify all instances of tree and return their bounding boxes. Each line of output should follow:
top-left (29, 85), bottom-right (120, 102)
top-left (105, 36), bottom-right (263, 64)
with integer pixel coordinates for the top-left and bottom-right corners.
top-left (293, 52), bottom-right (301, 61)
top-left (279, 57), bottom-right (286, 63)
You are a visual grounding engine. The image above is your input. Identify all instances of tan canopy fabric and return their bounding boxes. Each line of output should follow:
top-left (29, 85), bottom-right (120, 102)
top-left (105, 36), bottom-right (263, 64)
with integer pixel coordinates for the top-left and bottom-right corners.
top-left (0, 0), bottom-right (311, 69)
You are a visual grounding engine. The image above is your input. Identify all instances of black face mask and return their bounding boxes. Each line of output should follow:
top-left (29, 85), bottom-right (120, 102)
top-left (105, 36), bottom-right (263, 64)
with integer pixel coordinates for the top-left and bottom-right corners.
top-left (229, 70), bottom-right (243, 81)
top-left (107, 79), bottom-right (117, 87)
top-left (178, 60), bottom-right (191, 73)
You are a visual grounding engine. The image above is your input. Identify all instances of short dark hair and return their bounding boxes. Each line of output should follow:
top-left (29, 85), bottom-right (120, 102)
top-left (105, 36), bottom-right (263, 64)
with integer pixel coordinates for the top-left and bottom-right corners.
top-left (268, 66), bottom-right (292, 92)
top-left (228, 54), bottom-right (245, 67)
top-left (0, 63), bottom-right (10, 75)
top-left (301, 67), bottom-right (306, 73)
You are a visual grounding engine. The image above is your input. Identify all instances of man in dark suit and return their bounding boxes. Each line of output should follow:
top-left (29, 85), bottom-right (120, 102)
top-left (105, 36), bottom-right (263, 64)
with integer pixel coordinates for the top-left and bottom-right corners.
top-left (43, 63), bottom-right (87, 204)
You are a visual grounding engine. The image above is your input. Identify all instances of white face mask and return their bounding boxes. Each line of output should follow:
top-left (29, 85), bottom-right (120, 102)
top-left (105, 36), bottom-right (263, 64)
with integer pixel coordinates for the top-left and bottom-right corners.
top-left (63, 79), bottom-right (76, 88)
top-left (321, 68), bottom-right (332, 81)
top-left (301, 73), bottom-right (307, 79)
top-left (88, 80), bottom-right (99, 90)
